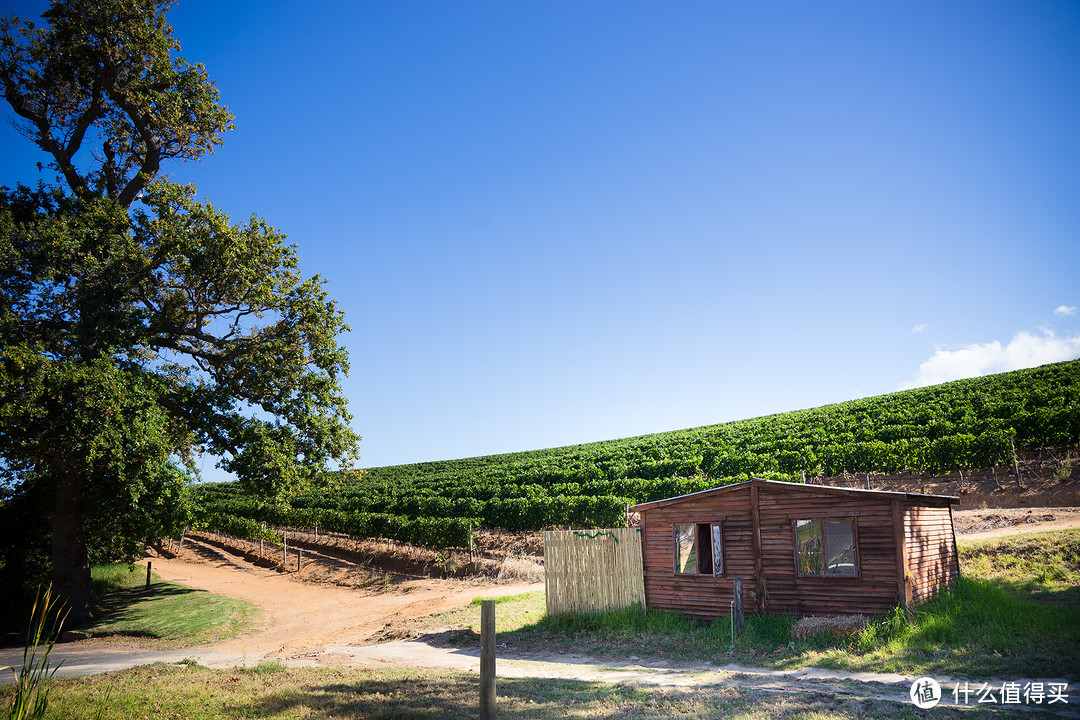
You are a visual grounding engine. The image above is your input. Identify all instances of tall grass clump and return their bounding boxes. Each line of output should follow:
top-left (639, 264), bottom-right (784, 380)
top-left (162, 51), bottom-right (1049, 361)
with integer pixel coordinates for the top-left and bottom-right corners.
top-left (6, 586), bottom-right (67, 720)
top-left (738, 614), bottom-right (800, 650)
top-left (835, 574), bottom-right (1078, 677)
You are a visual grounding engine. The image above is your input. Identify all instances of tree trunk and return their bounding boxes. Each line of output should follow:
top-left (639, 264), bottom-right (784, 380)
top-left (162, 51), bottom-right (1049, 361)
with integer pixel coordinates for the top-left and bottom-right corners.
top-left (51, 468), bottom-right (93, 626)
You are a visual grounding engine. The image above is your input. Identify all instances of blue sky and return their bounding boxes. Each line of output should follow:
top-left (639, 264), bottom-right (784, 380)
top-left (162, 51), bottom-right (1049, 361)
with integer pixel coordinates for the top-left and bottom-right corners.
top-left (2, 1), bottom-right (1079, 478)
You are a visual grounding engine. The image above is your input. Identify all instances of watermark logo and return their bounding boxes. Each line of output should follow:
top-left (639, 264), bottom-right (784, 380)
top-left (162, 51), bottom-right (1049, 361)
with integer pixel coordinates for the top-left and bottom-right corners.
top-left (909, 677), bottom-right (1071, 708)
top-left (910, 677), bottom-right (942, 709)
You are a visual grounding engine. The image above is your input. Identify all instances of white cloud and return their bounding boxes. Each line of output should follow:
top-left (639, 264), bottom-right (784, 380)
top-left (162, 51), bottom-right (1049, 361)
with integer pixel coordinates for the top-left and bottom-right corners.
top-left (905, 329), bottom-right (1080, 388)
top-left (910, 324), bottom-right (927, 334)
top-left (1054, 305), bottom-right (1078, 316)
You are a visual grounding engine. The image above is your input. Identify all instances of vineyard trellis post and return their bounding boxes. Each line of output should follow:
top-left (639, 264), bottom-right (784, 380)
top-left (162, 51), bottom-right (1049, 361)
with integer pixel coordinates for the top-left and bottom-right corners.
top-left (1010, 437), bottom-right (1022, 492)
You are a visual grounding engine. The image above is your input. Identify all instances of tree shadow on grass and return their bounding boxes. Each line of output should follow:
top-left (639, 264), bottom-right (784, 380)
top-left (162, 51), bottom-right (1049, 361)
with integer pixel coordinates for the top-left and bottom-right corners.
top-left (249, 674), bottom-right (653, 720)
top-left (995, 578), bottom-right (1080, 609)
top-left (83, 583), bottom-right (203, 633)
top-left (242, 672), bottom-right (960, 720)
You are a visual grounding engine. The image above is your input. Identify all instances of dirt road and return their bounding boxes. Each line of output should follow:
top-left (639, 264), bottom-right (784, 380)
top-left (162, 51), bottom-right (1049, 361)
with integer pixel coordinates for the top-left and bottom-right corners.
top-left (146, 538), bottom-right (541, 660)
top-left (953, 507), bottom-right (1080, 541)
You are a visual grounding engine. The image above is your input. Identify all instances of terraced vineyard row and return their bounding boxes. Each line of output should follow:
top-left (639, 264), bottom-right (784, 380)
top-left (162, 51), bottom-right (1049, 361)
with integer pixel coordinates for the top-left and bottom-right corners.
top-left (198, 359), bottom-right (1080, 548)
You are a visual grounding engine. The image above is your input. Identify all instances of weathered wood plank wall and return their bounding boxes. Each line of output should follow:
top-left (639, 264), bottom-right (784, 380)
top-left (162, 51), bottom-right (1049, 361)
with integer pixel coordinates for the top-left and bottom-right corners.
top-left (635, 479), bottom-right (960, 619)
top-left (639, 485), bottom-right (755, 620)
top-left (755, 485), bottom-right (899, 616)
top-left (903, 503), bottom-right (960, 603)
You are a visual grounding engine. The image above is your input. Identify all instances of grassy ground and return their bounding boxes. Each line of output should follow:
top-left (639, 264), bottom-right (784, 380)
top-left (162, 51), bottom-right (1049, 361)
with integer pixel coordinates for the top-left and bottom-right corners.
top-left (80, 564), bottom-right (261, 647)
top-left (427, 592), bottom-right (547, 636)
top-left (24, 662), bottom-right (1047, 720)
top-left (439, 529), bottom-right (1080, 680)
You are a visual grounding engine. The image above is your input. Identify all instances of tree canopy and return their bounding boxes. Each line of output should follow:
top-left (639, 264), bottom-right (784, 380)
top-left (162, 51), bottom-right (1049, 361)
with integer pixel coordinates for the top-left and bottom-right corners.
top-left (0, 0), bottom-right (360, 624)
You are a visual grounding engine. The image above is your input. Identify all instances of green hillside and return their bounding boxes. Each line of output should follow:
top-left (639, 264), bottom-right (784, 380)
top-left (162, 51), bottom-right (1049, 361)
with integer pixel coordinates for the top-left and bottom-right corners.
top-left (198, 359), bottom-right (1080, 547)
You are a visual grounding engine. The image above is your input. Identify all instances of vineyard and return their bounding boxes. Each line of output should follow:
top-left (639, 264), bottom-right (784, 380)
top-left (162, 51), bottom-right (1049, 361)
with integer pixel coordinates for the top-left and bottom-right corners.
top-left (197, 359), bottom-right (1080, 549)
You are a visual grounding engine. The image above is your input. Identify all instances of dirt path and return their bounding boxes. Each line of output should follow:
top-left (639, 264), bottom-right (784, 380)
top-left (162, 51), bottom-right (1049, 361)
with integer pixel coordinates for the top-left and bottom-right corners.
top-left (953, 507), bottom-right (1080, 541)
top-left (146, 537), bottom-right (541, 661)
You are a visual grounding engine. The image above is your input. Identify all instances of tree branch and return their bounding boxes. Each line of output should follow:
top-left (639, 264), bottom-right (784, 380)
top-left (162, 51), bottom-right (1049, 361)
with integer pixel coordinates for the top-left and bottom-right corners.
top-left (62, 86), bottom-right (105, 166)
top-left (111, 93), bottom-right (162, 207)
top-left (1, 78), bottom-right (89, 194)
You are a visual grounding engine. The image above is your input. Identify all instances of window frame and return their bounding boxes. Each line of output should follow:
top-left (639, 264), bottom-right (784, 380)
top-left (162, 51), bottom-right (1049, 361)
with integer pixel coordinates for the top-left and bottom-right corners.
top-left (672, 521), bottom-right (724, 577)
top-left (792, 516), bottom-right (860, 578)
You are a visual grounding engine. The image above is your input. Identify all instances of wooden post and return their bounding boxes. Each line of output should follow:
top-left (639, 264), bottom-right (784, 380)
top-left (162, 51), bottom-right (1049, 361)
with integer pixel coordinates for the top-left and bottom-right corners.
top-left (283, 531), bottom-right (288, 566)
top-left (732, 577), bottom-right (745, 636)
top-left (297, 549), bottom-right (302, 571)
top-left (480, 599), bottom-right (496, 720)
top-left (145, 561), bottom-right (152, 589)
top-left (1010, 438), bottom-right (1022, 491)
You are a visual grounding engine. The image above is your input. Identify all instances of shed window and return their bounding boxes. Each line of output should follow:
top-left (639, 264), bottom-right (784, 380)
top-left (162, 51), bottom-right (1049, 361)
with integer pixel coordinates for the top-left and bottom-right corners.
top-left (673, 523), bottom-right (724, 576)
top-left (795, 518), bottom-right (857, 576)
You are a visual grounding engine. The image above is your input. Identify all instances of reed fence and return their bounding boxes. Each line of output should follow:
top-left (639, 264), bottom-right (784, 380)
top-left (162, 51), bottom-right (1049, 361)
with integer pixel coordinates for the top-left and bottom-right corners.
top-left (543, 528), bottom-right (645, 616)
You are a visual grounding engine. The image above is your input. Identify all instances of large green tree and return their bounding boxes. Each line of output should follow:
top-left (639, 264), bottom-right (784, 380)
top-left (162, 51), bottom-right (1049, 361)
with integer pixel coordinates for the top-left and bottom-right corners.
top-left (0, 0), bottom-right (360, 623)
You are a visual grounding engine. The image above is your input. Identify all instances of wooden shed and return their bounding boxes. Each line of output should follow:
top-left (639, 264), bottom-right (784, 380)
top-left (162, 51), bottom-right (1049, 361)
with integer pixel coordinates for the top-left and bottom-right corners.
top-left (630, 478), bottom-right (959, 619)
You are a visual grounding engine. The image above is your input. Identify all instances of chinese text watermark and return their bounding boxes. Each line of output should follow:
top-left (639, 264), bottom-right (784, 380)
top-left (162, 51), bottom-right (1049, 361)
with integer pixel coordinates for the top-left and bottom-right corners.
top-left (910, 678), bottom-right (1070, 709)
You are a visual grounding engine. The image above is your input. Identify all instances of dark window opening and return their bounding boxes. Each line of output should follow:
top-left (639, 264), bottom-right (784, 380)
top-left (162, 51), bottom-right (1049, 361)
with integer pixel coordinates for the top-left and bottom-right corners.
top-left (697, 523), bottom-right (713, 574)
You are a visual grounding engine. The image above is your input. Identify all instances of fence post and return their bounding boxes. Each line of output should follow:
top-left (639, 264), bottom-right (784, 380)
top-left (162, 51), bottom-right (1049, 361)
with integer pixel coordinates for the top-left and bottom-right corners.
top-left (480, 599), bottom-right (496, 720)
top-left (283, 531), bottom-right (288, 566)
top-left (732, 577), bottom-right (744, 637)
top-left (297, 549), bottom-right (302, 572)
top-left (1011, 438), bottom-right (1022, 491)
top-left (145, 561), bottom-right (152, 589)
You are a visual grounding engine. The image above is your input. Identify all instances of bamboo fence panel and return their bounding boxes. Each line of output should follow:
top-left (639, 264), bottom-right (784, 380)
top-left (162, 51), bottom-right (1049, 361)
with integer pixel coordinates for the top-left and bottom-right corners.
top-left (543, 528), bottom-right (645, 616)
